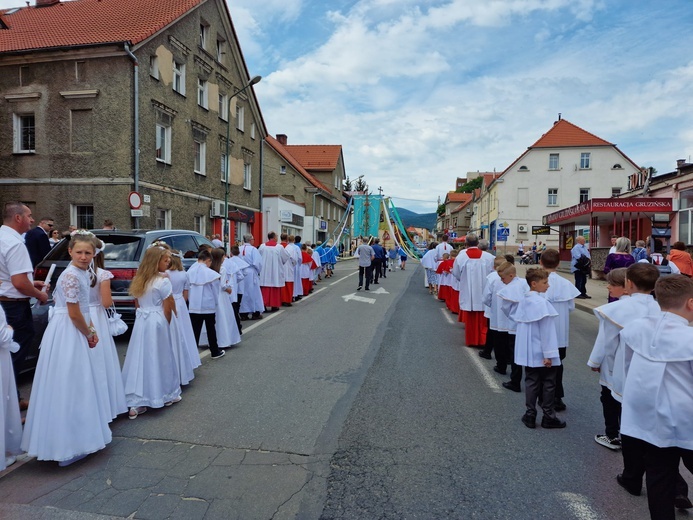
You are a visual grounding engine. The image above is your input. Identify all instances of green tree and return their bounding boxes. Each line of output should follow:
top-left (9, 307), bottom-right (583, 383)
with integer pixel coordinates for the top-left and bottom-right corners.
top-left (343, 176), bottom-right (353, 192)
top-left (355, 176), bottom-right (368, 193)
top-left (437, 203), bottom-right (446, 216)
top-left (455, 176), bottom-right (483, 193)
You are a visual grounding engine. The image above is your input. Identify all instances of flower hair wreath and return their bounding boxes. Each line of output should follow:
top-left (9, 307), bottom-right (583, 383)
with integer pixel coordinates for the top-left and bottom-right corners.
top-left (147, 241), bottom-right (169, 251)
top-left (70, 229), bottom-right (102, 255)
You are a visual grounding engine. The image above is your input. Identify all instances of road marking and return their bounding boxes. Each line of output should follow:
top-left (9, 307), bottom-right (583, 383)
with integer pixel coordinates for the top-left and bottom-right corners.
top-left (556, 492), bottom-right (606, 520)
top-left (371, 287), bottom-right (389, 294)
top-left (330, 271), bottom-right (358, 286)
top-left (441, 308), bottom-right (502, 393)
top-left (342, 293), bottom-right (376, 304)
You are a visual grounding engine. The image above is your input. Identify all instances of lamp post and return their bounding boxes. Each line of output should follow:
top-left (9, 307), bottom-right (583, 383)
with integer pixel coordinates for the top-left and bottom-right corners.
top-left (305, 187), bottom-right (321, 245)
top-left (224, 75), bottom-right (261, 250)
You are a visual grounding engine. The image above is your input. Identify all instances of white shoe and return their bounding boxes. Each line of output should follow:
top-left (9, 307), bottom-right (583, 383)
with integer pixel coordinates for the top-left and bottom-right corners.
top-left (5, 456), bottom-right (16, 467)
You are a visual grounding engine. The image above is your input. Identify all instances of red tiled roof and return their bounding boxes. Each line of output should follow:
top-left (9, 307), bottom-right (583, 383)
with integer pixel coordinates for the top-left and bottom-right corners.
top-left (444, 192), bottom-right (472, 204)
top-left (450, 198), bottom-right (473, 213)
top-left (265, 136), bottom-right (331, 193)
top-left (530, 119), bottom-right (612, 148)
top-left (284, 144), bottom-right (342, 172)
top-left (0, 0), bottom-right (203, 52)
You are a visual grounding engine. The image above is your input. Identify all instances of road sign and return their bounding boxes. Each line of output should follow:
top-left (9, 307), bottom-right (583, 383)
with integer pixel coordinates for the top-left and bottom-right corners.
top-left (532, 225), bottom-right (551, 235)
top-left (496, 227), bottom-right (509, 242)
top-left (128, 191), bottom-right (142, 209)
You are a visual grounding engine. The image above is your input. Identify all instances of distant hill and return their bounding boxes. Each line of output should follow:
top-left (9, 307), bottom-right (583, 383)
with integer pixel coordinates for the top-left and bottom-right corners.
top-left (395, 208), bottom-right (437, 230)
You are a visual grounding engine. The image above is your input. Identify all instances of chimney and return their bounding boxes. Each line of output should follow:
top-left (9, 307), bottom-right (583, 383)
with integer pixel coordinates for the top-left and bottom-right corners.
top-left (36, 0), bottom-right (60, 6)
top-left (276, 134), bottom-right (287, 145)
top-left (677, 159), bottom-right (687, 168)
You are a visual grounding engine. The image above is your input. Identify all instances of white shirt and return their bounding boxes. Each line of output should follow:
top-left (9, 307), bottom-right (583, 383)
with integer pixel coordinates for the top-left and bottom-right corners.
top-left (451, 248), bottom-right (495, 312)
top-left (435, 242), bottom-right (453, 261)
top-left (187, 262), bottom-right (221, 314)
top-left (0, 225), bottom-right (34, 299)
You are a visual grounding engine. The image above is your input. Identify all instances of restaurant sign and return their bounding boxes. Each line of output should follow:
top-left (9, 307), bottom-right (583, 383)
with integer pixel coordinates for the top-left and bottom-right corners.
top-left (543, 198), bottom-right (672, 225)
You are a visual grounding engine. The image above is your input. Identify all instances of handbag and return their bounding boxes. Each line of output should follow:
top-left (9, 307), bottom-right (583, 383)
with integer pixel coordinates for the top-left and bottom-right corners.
top-left (106, 305), bottom-right (128, 336)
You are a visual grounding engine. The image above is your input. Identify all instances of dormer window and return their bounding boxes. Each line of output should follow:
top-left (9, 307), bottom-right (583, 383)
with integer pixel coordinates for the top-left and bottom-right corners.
top-left (612, 163), bottom-right (623, 169)
top-left (519, 165), bottom-right (529, 171)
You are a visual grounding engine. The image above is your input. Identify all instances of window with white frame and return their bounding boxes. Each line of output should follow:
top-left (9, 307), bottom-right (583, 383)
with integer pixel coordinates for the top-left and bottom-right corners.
top-left (549, 153), bottom-right (559, 170)
top-left (579, 188), bottom-right (590, 203)
top-left (155, 111), bottom-right (172, 164)
top-left (250, 123), bottom-right (256, 139)
top-left (71, 204), bottom-right (94, 230)
top-left (199, 23), bottom-right (209, 49)
top-left (678, 190), bottom-right (693, 245)
top-left (75, 61), bottom-right (86, 82)
top-left (149, 55), bottom-right (159, 79)
top-left (580, 152), bottom-right (591, 169)
top-left (243, 162), bottom-right (251, 190)
top-left (548, 188), bottom-right (558, 206)
top-left (13, 113), bottom-right (35, 153)
top-left (172, 60), bottom-right (185, 95)
top-left (612, 187), bottom-right (622, 197)
top-left (236, 104), bottom-right (244, 131)
top-left (194, 140), bottom-right (206, 175)
top-left (156, 208), bottom-right (171, 230)
top-left (220, 152), bottom-right (228, 182)
top-left (279, 165), bottom-right (287, 175)
top-left (517, 187), bottom-right (529, 207)
top-left (335, 175), bottom-right (339, 189)
top-left (216, 39), bottom-right (225, 62)
top-left (197, 78), bottom-right (208, 108)
top-left (218, 93), bottom-right (228, 121)
top-left (194, 215), bottom-right (205, 236)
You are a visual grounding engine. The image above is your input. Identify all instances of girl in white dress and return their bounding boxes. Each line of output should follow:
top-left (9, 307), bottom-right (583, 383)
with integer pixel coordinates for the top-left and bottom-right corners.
top-left (0, 304), bottom-right (22, 470)
top-left (89, 244), bottom-right (128, 421)
top-left (122, 246), bottom-right (182, 419)
top-left (166, 252), bottom-right (201, 372)
top-left (21, 231), bottom-right (112, 466)
top-left (211, 248), bottom-right (241, 348)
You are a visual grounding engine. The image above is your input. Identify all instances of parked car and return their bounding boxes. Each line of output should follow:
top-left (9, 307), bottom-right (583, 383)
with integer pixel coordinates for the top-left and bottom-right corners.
top-left (24, 230), bottom-right (214, 374)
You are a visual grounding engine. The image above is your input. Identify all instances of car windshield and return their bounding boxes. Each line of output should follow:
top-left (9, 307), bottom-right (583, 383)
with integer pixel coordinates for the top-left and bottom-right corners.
top-left (100, 236), bottom-right (142, 262)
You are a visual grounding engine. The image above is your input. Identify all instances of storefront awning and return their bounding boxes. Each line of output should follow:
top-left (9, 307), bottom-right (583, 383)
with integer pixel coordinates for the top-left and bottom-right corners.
top-left (542, 198), bottom-right (673, 226)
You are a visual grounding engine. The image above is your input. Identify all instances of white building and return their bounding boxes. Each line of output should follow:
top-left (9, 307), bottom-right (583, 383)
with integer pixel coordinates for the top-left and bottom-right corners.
top-left (476, 116), bottom-right (641, 250)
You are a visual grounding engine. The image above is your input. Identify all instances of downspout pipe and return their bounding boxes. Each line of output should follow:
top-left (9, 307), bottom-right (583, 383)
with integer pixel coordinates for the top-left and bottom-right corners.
top-left (259, 138), bottom-right (264, 240)
top-left (124, 43), bottom-right (140, 229)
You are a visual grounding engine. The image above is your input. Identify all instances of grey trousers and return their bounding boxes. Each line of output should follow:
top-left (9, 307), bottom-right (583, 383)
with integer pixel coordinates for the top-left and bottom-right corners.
top-left (524, 366), bottom-right (558, 419)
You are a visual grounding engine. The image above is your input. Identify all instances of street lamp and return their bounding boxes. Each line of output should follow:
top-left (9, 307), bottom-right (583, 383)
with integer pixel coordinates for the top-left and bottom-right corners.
top-left (224, 75), bottom-right (262, 250)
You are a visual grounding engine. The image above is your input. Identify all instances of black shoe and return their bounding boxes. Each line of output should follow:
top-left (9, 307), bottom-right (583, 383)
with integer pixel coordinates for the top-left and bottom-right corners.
top-left (502, 381), bottom-right (521, 392)
top-left (211, 350), bottom-right (226, 360)
top-left (554, 398), bottom-right (567, 412)
top-left (364, 287), bottom-right (370, 291)
top-left (616, 474), bottom-right (641, 496)
top-left (675, 495), bottom-right (693, 509)
top-left (479, 351), bottom-right (492, 360)
top-left (576, 294), bottom-right (588, 299)
top-left (252, 313), bottom-right (263, 320)
top-left (281, 302), bottom-right (292, 307)
top-left (240, 314), bottom-right (250, 321)
top-left (357, 286), bottom-right (362, 291)
top-left (584, 294), bottom-right (592, 299)
top-left (541, 416), bottom-right (566, 429)
top-left (493, 366), bottom-right (507, 375)
top-left (373, 281), bottom-right (379, 284)
top-left (521, 414), bottom-right (536, 429)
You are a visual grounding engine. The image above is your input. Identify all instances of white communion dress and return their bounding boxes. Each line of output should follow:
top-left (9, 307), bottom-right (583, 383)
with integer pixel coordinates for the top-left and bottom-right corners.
top-left (215, 266), bottom-right (241, 348)
top-left (166, 269), bottom-right (201, 370)
top-left (0, 306), bottom-right (22, 470)
top-left (21, 264), bottom-right (112, 462)
top-left (121, 276), bottom-right (182, 408)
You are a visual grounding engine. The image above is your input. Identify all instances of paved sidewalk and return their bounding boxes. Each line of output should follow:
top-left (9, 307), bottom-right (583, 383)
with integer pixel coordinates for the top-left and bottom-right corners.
top-left (514, 265), bottom-right (608, 315)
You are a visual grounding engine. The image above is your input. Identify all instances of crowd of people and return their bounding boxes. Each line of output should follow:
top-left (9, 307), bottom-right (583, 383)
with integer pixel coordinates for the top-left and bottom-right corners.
top-left (427, 232), bottom-right (692, 520)
top-left (0, 200), bottom-right (343, 469)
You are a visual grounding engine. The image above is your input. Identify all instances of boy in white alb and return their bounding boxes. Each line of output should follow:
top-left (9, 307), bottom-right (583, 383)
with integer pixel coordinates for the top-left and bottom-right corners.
top-left (187, 250), bottom-right (225, 360)
top-left (539, 249), bottom-right (580, 411)
top-left (619, 275), bottom-right (693, 519)
top-left (587, 263), bottom-right (659, 451)
top-left (511, 268), bottom-right (564, 429)
top-left (480, 256), bottom-right (506, 362)
top-left (497, 263), bottom-right (529, 392)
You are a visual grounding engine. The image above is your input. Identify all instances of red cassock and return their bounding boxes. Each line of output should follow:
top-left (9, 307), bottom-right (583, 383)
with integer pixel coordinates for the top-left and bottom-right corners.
top-left (436, 259), bottom-right (454, 304)
top-left (301, 252), bottom-right (317, 295)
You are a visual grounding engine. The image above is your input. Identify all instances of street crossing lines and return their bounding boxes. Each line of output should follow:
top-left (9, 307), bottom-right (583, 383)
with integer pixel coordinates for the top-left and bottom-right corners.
top-left (556, 492), bottom-right (607, 520)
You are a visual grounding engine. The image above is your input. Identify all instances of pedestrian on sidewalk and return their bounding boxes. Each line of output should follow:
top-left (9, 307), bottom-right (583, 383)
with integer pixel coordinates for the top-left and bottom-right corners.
top-left (571, 236), bottom-right (592, 299)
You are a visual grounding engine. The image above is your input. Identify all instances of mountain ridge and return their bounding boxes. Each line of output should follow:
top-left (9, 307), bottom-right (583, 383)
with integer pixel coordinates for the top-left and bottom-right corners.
top-left (394, 208), bottom-right (437, 230)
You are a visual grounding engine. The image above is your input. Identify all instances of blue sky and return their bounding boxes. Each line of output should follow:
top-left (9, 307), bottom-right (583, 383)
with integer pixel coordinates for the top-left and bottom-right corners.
top-left (3, 0), bottom-right (692, 214)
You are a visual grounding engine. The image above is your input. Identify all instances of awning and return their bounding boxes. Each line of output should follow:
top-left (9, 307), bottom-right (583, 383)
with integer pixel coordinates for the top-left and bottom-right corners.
top-left (542, 198), bottom-right (673, 226)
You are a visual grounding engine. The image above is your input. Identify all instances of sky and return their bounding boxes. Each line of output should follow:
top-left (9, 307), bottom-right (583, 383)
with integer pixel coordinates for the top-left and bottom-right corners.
top-left (3, 0), bottom-right (692, 214)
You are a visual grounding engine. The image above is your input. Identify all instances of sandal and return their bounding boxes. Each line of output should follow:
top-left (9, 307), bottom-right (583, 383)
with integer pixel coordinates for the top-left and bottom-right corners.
top-left (164, 396), bottom-right (182, 407)
top-left (128, 406), bottom-right (147, 419)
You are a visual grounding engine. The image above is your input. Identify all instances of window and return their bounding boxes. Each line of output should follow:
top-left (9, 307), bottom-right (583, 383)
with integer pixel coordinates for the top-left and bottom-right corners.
top-left (220, 152), bottom-right (228, 182)
top-left (71, 204), bottom-right (94, 230)
top-left (580, 152), bottom-right (591, 169)
top-left (279, 165), bottom-right (287, 175)
top-left (549, 153), bottom-right (559, 170)
top-left (156, 117), bottom-right (172, 164)
top-left (149, 56), bottom-right (159, 79)
top-left (194, 140), bottom-right (206, 175)
top-left (75, 61), bottom-right (86, 82)
top-left (243, 162), bottom-right (251, 190)
top-left (173, 60), bottom-right (185, 95)
top-left (194, 215), bottom-right (205, 236)
top-left (579, 188), bottom-right (590, 203)
top-left (162, 234), bottom-right (196, 256)
top-left (548, 188), bottom-right (558, 206)
top-left (218, 93), bottom-right (228, 121)
top-left (155, 208), bottom-right (171, 230)
top-left (335, 175), bottom-right (339, 189)
top-left (611, 187), bottom-right (622, 198)
top-left (250, 123), bottom-right (256, 139)
top-left (199, 23), bottom-right (209, 49)
top-left (517, 187), bottom-right (529, 207)
top-left (216, 39), bottom-right (225, 62)
top-left (236, 105), bottom-right (244, 131)
top-left (13, 113), bottom-right (35, 153)
top-left (19, 65), bottom-right (33, 86)
top-left (197, 78), bottom-right (208, 108)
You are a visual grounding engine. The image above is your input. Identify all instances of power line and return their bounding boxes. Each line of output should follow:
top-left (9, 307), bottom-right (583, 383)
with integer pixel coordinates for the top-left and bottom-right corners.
top-left (387, 195), bottom-right (439, 203)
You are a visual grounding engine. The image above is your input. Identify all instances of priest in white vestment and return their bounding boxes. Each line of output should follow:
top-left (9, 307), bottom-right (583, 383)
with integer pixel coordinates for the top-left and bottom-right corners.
top-left (238, 234), bottom-right (265, 320)
top-left (258, 232), bottom-right (290, 311)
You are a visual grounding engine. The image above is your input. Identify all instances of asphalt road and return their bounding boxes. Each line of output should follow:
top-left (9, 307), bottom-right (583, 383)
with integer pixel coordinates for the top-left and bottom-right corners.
top-left (1, 261), bottom-right (690, 519)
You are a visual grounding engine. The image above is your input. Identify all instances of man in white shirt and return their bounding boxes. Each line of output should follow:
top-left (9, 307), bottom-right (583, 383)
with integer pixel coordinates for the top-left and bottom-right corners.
top-left (0, 202), bottom-right (48, 394)
top-left (435, 234), bottom-right (454, 261)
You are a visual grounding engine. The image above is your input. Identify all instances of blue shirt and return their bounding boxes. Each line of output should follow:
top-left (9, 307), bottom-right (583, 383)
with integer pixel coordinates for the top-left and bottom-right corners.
top-left (371, 244), bottom-right (386, 260)
top-left (570, 243), bottom-right (590, 273)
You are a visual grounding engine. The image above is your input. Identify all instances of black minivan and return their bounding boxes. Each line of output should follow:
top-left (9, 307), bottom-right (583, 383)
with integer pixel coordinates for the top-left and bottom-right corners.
top-left (26, 229), bottom-right (214, 373)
